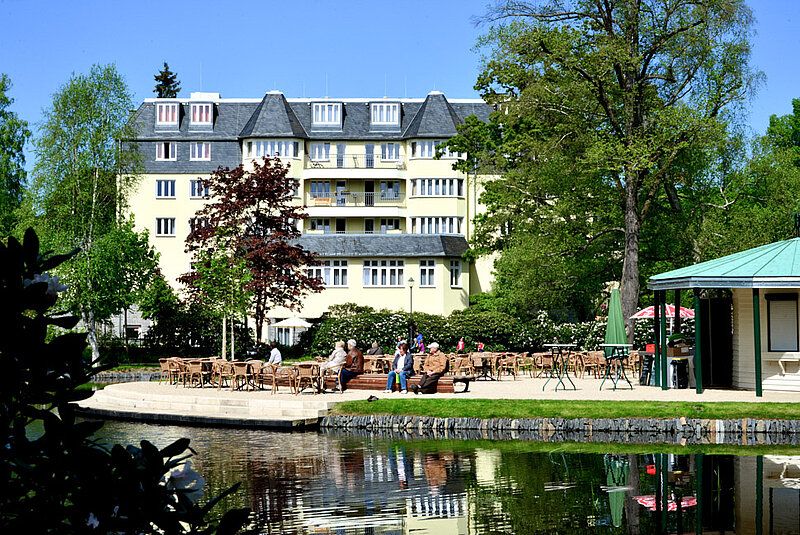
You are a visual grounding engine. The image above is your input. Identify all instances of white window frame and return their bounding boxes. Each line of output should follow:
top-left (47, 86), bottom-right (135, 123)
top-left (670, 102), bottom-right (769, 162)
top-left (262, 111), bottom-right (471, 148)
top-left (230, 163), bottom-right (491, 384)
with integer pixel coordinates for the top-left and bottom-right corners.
top-left (190, 142), bottom-right (211, 161)
top-left (310, 142), bottom-right (331, 161)
top-left (155, 102), bottom-right (179, 126)
top-left (419, 259), bottom-right (436, 288)
top-left (309, 218), bottom-right (330, 232)
top-left (188, 217), bottom-right (208, 233)
top-left (411, 178), bottom-right (465, 198)
top-left (155, 179), bottom-right (175, 199)
top-left (247, 140), bottom-right (297, 158)
top-left (190, 180), bottom-right (209, 199)
top-left (190, 103), bottom-right (212, 125)
top-left (156, 142), bottom-right (177, 161)
top-left (449, 260), bottom-right (462, 288)
top-left (371, 103), bottom-right (399, 125)
top-left (312, 103), bottom-right (341, 126)
top-left (363, 259), bottom-right (405, 287)
top-left (381, 143), bottom-right (400, 161)
top-left (155, 217), bottom-right (176, 237)
top-left (379, 218), bottom-right (401, 233)
top-left (412, 216), bottom-right (463, 235)
top-left (768, 294), bottom-right (799, 352)
top-left (412, 140), bottom-right (440, 158)
top-left (310, 181), bottom-right (331, 198)
top-left (308, 260), bottom-right (348, 287)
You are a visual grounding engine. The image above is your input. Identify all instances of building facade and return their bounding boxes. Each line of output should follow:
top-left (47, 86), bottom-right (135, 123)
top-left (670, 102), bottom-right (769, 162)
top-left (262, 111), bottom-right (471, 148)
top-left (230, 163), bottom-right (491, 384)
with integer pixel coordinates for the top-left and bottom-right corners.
top-left (127, 90), bottom-right (494, 340)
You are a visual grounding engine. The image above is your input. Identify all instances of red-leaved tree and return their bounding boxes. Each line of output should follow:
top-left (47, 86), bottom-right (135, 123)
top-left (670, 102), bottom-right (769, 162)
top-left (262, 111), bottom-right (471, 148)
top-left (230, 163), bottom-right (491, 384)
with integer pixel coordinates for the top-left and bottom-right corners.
top-left (180, 157), bottom-right (322, 344)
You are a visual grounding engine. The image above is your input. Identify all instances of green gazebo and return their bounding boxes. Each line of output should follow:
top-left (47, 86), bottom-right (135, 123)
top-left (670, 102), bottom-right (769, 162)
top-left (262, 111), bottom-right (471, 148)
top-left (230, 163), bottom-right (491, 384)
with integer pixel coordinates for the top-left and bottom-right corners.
top-left (648, 237), bottom-right (800, 397)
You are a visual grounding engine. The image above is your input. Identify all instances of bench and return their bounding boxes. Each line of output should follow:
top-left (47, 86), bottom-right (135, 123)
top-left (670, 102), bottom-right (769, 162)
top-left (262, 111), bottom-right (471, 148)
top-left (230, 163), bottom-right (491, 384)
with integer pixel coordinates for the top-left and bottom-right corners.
top-left (763, 355), bottom-right (800, 376)
top-left (334, 373), bottom-right (468, 394)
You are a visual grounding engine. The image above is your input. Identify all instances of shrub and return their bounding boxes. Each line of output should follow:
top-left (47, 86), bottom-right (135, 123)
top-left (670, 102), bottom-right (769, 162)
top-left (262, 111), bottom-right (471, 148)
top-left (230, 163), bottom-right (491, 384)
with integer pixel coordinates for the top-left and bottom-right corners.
top-left (0, 229), bottom-right (249, 534)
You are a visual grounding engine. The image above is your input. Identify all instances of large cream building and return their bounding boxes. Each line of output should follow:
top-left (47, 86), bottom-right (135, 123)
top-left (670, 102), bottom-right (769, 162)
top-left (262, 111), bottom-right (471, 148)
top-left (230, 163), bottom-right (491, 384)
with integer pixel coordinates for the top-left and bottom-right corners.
top-left (127, 90), bottom-right (494, 342)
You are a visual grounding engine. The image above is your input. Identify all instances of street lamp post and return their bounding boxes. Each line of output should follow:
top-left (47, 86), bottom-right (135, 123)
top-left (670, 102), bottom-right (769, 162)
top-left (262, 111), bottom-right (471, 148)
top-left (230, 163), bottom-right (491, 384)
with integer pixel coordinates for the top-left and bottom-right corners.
top-left (407, 277), bottom-right (415, 345)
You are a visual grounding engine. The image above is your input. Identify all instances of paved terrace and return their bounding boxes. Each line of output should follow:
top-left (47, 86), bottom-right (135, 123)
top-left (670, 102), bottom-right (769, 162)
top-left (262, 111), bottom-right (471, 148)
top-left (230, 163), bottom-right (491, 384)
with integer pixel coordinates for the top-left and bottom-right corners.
top-left (75, 376), bottom-right (800, 429)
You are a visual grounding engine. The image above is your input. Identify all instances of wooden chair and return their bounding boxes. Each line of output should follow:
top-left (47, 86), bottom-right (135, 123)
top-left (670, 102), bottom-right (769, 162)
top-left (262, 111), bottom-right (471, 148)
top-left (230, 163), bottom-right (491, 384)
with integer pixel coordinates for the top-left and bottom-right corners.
top-left (231, 362), bottom-right (252, 391)
top-left (569, 352), bottom-right (586, 379)
top-left (517, 353), bottom-right (536, 377)
top-left (453, 356), bottom-right (474, 376)
top-left (169, 358), bottom-right (189, 387)
top-left (413, 356), bottom-right (424, 375)
top-left (295, 364), bottom-right (321, 395)
top-left (534, 352), bottom-right (554, 378)
top-left (499, 353), bottom-right (520, 380)
top-left (186, 360), bottom-right (209, 387)
top-left (214, 360), bottom-right (234, 390)
top-left (582, 351), bottom-right (604, 379)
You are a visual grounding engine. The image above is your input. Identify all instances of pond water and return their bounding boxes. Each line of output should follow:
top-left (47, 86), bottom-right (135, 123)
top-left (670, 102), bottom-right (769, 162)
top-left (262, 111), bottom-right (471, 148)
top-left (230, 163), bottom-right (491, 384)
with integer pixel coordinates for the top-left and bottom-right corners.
top-left (90, 420), bottom-right (799, 534)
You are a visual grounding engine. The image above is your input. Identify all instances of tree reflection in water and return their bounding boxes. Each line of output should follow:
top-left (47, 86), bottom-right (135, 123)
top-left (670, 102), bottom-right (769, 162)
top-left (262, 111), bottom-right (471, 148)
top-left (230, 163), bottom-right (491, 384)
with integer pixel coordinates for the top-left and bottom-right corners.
top-left (88, 421), bottom-right (800, 534)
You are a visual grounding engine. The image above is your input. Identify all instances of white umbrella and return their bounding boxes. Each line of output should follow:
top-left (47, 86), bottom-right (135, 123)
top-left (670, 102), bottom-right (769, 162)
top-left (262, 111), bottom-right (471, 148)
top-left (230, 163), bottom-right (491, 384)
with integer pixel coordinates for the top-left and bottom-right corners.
top-left (270, 317), bottom-right (311, 346)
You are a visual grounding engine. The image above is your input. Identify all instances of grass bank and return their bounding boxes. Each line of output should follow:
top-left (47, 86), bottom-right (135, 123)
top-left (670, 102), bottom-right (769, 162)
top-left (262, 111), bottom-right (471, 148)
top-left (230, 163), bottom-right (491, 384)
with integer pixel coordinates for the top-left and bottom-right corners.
top-left (331, 398), bottom-right (800, 421)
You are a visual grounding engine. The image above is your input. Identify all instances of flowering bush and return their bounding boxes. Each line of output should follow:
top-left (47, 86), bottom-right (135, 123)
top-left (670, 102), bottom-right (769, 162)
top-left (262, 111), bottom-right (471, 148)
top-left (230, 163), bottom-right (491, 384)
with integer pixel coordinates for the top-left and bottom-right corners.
top-left (0, 229), bottom-right (249, 534)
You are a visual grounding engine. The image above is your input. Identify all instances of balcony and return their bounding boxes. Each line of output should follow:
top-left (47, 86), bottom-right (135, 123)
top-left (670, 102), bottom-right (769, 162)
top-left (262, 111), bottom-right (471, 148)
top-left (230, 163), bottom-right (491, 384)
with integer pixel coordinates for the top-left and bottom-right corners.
top-left (306, 192), bottom-right (405, 207)
top-left (306, 155), bottom-right (405, 170)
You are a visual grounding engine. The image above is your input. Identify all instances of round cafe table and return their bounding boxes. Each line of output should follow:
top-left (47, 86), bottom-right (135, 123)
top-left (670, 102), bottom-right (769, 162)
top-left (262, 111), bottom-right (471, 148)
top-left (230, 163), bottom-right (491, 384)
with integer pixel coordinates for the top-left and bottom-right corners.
top-left (599, 343), bottom-right (634, 390)
top-left (542, 343), bottom-right (577, 391)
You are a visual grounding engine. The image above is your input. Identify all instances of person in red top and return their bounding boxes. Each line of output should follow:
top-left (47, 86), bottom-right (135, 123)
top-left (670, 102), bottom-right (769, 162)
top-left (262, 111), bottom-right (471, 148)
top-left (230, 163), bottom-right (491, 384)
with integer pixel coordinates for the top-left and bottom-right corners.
top-left (477, 341), bottom-right (484, 352)
top-left (456, 337), bottom-right (465, 353)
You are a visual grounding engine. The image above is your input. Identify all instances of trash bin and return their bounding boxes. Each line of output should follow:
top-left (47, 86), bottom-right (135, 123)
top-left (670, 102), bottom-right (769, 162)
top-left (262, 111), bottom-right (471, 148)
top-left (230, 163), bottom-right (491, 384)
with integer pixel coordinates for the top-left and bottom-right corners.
top-left (640, 354), bottom-right (654, 385)
top-left (670, 358), bottom-right (689, 389)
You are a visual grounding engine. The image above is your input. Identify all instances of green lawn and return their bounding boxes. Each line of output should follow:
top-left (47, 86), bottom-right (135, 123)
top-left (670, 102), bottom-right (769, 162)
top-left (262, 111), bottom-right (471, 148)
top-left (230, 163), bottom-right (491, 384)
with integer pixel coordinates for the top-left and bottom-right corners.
top-left (331, 398), bottom-right (800, 421)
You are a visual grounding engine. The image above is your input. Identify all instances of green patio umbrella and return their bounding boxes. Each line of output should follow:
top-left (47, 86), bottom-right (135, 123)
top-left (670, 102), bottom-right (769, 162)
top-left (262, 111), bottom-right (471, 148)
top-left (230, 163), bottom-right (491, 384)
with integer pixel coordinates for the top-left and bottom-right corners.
top-left (604, 454), bottom-right (629, 527)
top-left (605, 288), bottom-right (627, 357)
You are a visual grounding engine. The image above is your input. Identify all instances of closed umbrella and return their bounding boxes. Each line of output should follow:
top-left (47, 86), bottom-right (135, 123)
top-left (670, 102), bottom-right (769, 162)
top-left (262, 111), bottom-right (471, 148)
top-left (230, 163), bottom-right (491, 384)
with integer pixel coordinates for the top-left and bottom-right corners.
top-left (605, 288), bottom-right (627, 357)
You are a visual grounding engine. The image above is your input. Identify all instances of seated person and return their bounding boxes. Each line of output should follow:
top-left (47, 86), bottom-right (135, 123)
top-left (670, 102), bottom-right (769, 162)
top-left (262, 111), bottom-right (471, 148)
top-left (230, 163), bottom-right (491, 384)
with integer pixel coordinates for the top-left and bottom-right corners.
top-left (268, 341), bottom-right (282, 365)
top-left (321, 340), bottom-right (347, 372)
top-left (365, 341), bottom-right (383, 355)
top-left (339, 339), bottom-right (364, 392)
top-left (411, 343), bottom-right (447, 394)
top-left (384, 342), bottom-right (413, 394)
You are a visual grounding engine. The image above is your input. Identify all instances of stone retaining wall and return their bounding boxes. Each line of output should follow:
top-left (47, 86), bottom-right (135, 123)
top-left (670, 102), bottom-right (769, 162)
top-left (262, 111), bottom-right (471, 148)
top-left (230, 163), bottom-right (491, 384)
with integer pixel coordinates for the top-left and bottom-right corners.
top-left (320, 414), bottom-right (800, 446)
top-left (92, 371), bottom-right (160, 383)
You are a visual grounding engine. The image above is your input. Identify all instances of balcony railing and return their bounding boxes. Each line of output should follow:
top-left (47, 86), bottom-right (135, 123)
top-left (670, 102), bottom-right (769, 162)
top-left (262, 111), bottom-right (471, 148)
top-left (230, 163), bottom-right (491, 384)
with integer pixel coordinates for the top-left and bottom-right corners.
top-left (303, 229), bottom-right (405, 235)
top-left (306, 192), bottom-right (405, 207)
top-left (306, 155), bottom-right (405, 170)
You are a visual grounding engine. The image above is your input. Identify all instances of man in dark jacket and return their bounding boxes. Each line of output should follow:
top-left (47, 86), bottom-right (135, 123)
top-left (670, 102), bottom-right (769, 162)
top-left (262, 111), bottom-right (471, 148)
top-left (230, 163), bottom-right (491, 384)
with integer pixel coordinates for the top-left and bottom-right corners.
top-left (365, 342), bottom-right (382, 355)
top-left (340, 339), bottom-right (364, 391)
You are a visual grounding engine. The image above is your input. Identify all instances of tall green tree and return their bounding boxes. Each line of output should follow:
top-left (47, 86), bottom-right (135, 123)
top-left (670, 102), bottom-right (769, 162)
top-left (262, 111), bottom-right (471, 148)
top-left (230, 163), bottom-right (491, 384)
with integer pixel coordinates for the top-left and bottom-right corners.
top-left (0, 74), bottom-right (31, 236)
top-left (453, 0), bottom-right (761, 334)
top-left (29, 64), bottom-right (146, 362)
top-left (154, 62), bottom-right (181, 98)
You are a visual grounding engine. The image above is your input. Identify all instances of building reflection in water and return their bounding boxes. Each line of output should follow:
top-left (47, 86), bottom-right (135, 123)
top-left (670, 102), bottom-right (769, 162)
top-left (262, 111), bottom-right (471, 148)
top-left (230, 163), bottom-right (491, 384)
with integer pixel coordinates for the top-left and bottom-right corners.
top-left (88, 422), bottom-right (800, 534)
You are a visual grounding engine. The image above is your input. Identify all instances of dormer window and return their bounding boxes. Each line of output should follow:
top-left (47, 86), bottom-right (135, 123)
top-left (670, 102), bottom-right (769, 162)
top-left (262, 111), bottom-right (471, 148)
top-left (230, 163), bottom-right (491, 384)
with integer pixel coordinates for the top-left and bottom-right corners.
top-left (371, 103), bottom-right (399, 125)
top-left (155, 102), bottom-right (178, 125)
top-left (312, 102), bottom-right (341, 126)
top-left (191, 103), bottom-right (212, 125)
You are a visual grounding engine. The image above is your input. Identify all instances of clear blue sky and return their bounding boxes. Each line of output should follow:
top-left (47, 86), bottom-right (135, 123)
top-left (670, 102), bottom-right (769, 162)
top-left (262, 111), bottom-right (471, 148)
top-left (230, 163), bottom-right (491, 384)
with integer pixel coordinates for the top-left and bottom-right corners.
top-left (1, 0), bottom-right (797, 169)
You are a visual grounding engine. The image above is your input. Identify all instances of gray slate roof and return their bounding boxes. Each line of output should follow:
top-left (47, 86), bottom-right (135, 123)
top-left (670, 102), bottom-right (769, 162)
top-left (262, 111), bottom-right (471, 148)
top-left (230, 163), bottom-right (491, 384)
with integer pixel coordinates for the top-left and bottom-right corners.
top-left (130, 92), bottom-right (491, 143)
top-left (297, 234), bottom-right (469, 258)
top-left (240, 92), bottom-right (307, 138)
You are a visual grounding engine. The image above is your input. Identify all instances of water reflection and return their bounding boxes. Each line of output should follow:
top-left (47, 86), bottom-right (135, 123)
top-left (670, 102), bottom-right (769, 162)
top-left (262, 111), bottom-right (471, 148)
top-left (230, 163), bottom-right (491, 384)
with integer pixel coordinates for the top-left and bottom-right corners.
top-left (87, 421), bottom-right (800, 534)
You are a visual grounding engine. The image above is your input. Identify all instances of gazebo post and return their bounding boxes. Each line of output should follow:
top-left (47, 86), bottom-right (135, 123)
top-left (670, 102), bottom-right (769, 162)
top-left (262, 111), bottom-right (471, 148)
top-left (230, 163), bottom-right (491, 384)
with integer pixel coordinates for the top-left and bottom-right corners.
top-left (753, 289), bottom-right (763, 397)
top-left (660, 291), bottom-right (669, 390)
top-left (654, 290), bottom-right (661, 387)
top-left (694, 290), bottom-right (703, 394)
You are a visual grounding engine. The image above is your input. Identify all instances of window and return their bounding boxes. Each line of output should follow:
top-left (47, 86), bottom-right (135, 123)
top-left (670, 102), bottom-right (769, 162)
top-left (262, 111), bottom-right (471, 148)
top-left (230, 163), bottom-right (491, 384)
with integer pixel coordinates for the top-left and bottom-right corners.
top-left (364, 219), bottom-right (374, 233)
top-left (191, 103), bottom-right (212, 125)
top-left (188, 217), bottom-right (208, 233)
top-left (312, 102), bottom-right (341, 125)
top-left (155, 217), bottom-right (176, 237)
top-left (190, 142), bottom-right (211, 161)
top-left (449, 260), bottom-right (462, 288)
top-left (767, 294), bottom-right (799, 352)
top-left (247, 140), bottom-right (298, 158)
top-left (156, 142), bottom-right (177, 161)
top-left (310, 218), bottom-right (330, 232)
top-left (412, 217), bottom-right (463, 235)
top-left (156, 180), bottom-right (175, 198)
top-left (363, 260), bottom-right (404, 287)
top-left (420, 260), bottom-right (436, 287)
top-left (156, 102), bottom-right (178, 125)
top-left (412, 140), bottom-right (439, 158)
top-left (371, 103), bottom-right (399, 124)
top-left (310, 181), bottom-right (330, 198)
top-left (381, 143), bottom-right (400, 160)
top-left (190, 180), bottom-right (209, 198)
top-left (411, 178), bottom-right (464, 197)
top-left (307, 260), bottom-right (348, 287)
top-left (277, 327), bottom-right (292, 346)
top-left (380, 181), bottom-right (400, 199)
top-left (310, 142), bottom-right (331, 161)
top-left (380, 218), bottom-right (401, 233)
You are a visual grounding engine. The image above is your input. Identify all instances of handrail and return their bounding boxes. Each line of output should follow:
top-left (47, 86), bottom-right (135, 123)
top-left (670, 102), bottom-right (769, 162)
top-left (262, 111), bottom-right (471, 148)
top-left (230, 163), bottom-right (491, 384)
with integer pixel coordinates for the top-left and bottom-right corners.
top-left (306, 192), bottom-right (405, 206)
top-left (306, 155), bottom-right (405, 170)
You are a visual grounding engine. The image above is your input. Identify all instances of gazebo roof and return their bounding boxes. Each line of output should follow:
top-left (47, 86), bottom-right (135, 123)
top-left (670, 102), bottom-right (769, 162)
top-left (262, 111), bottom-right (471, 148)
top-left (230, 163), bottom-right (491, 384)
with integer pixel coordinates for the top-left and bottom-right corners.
top-left (648, 237), bottom-right (800, 290)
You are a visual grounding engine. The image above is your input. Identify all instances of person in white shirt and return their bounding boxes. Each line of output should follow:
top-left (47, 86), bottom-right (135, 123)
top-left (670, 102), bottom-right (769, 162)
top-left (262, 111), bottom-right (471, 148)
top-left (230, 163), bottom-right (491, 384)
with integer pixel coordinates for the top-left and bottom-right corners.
top-left (321, 340), bottom-right (347, 372)
top-left (268, 341), bottom-right (282, 365)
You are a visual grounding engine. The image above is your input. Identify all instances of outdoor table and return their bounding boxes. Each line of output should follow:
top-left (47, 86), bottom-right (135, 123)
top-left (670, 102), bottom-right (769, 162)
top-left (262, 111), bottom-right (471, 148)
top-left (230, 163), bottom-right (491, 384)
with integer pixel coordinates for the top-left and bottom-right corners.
top-left (599, 343), bottom-right (634, 390)
top-left (542, 344), bottom-right (577, 391)
top-left (295, 362), bottom-right (323, 394)
top-left (474, 353), bottom-right (497, 381)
